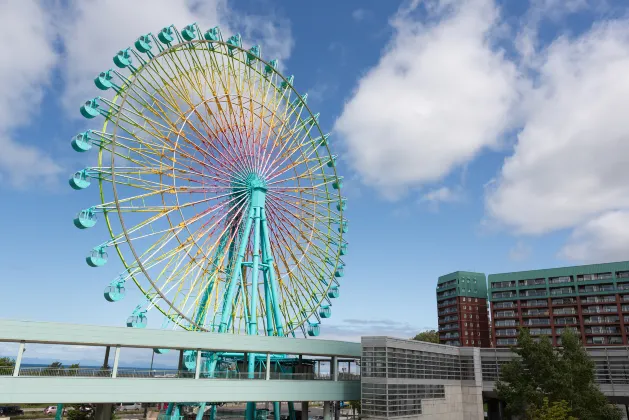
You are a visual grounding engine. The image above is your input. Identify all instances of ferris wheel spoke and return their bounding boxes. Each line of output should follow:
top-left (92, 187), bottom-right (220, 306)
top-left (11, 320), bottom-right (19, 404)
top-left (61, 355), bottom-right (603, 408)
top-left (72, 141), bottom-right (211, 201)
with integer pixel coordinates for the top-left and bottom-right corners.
top-left (266, 198), bottom-right (342, 263)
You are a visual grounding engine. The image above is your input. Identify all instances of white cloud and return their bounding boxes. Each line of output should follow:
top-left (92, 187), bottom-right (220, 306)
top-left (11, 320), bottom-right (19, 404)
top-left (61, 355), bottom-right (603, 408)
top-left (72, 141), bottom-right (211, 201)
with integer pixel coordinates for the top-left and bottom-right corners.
top-left (509, 241), bottom-right (532, 261)
top-left (486, 19), bottom-right (629, 240)
top-left (419, 186), bottom-right (463, 211)
top-left (57, 0), bottom-right (292, 115)
top-left (352, 9), bottom-right (371, 22)
top-left (334, 0), bottom-right (519, 197)
top-left (0, 1), bottom-right (62, 187)
top-left (57, 0), bottom-right (227, 114)
top-left (560, 211), bottom-right (629, 263)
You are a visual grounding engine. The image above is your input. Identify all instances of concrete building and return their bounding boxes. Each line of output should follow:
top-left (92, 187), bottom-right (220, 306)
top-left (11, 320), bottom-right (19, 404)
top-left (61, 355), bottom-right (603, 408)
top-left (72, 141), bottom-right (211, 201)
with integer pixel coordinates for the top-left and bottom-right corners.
top-left (361, 337), bottom-right (484, 420)
top-left (437, 272), bottom-right (491, 347)
top-left (488, 261), bottom-right (629, 348)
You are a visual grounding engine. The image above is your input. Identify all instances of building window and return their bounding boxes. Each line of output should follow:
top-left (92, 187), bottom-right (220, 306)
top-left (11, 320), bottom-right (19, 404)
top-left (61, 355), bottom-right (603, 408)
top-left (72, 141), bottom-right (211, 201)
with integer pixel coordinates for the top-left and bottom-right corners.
top-left (463, 305), bottom-right (467, 309)
top-left (462, 297), bottom-right (466, 302)
top-left (466, 340), bottom-right (469, 344)
top-left (472, 340), bottom-right (475, 345)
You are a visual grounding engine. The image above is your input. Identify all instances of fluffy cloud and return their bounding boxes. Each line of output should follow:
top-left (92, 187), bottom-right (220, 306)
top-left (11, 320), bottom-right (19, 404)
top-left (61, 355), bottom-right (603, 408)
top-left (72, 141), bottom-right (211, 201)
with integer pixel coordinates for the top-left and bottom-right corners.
top-left (56, 0), bottom-right (292, 114)
top-left (334, 0), bottom-right (519, 197)
top-left (0, 1), bottom-right (61, 187)
top-left (560, 211), bottom-right (629, 263)
top-left (486, 20), bottom-right (629, 237)
top-left (57, 0), bottom-right (226, 114)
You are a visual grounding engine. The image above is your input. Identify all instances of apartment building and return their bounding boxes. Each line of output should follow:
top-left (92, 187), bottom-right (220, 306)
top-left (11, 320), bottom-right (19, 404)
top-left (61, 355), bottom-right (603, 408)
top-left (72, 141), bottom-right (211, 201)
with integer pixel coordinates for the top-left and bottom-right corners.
top-left (488, 261), bottom-right (629, 347)
top-left (436, 271), bottom-right (491, 347)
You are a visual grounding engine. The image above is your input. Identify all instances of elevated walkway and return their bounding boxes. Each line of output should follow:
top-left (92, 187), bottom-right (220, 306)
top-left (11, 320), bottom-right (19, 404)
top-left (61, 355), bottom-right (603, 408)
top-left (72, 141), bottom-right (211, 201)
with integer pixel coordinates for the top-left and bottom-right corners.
top-left (0, 320), bottom-right (361, 404)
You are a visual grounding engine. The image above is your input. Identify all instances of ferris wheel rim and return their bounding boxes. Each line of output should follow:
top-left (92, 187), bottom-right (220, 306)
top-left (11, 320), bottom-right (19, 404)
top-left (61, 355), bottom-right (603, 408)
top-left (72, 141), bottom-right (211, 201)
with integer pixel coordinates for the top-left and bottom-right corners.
top-left (92, 35), bottom-right (345, 334)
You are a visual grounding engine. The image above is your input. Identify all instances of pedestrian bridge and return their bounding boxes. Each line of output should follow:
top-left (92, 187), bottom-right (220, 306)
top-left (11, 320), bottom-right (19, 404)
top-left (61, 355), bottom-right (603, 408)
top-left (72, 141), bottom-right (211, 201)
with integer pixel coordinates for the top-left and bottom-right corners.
top-left (0, 320), bottom-right (361, 404)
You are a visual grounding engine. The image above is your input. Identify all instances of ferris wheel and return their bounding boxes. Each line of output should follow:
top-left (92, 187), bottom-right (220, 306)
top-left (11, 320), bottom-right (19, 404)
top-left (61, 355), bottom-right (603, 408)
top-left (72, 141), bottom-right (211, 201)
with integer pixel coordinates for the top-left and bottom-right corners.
top-left (69, 23), bottom-right (347, 339)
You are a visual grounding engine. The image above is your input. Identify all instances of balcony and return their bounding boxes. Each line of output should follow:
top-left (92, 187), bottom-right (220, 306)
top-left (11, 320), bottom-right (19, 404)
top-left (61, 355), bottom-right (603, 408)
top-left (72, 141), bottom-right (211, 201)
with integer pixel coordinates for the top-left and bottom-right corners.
top-left (437, 280), bottom-right (457, 290)
top-left (438, 299), bottom-right (457, 308)
top-left (553, 308), bottom-right (576, 315)
top-left (441, 333), bottom-right (459, 339)
top-left (492, 281), bottom-right (516, 289)
top-left (495, 311), bottom-right (517, 318)
top-left (438, 307), bottom-right (457, 316)
top-left (550, 287), bottom-right (574, 296)
top-left (438, 324), bottom-right (458, 332)
top-left (555, 327), bottom-right (579, 335)
top-left (554, 317), bottom-right (578, 325)
top-left (585, 327), bottom-right (619, 335)
top-left (496, 338), bottom-right (517, 346)
top-left (495, 320), bottom-right (518, 327)
top-left (577, 273), bottom-right (613, 282)
top-left (520, 289), bottom-right (547, 297)
top-left (493, 302), bottom-right (516, 309)
top-left (582, 296), bottom-right (616, 304)
top-left (437, 291), bottom-right (457, 299)
top-left (529, 328), bottom-right (552, 335)
top-left (522, 309), bottom-right (549, 317)
top-left (579, 285), bottom-right (615, 293)
top-left (493, 292), bottom-right (516, 299)
top-left (523, 318), bottom-right (550, 326)
top-left (549, 276), bottom-right (572, 285)
top-left (519, 278), bottom-right (546, 287)
top-left (495, 329), bottom-right (518, 337)
top-left (552, 298), bottom-right (577, 305)
top-left (584, 316), bottom-right (620, 324)
top-left (586, 336), bottom-right (623, 345)
top-left (618, 284), bottom-right (629, 291)
top-left (521, 300), bottom-right (548, 308)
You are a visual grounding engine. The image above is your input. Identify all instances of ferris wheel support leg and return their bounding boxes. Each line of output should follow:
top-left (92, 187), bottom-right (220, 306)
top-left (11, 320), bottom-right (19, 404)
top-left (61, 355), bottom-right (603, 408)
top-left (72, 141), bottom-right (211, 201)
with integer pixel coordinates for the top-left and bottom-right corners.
top-left (263, 269), bottom-right (274, 335)
top-left (218, 205), bottom-right (255, 332)
top-left (260, 208), bottom-right (284, 337)
top-left (248, 208), bottom-right (262, 383)
top-left (195, 403), bottom-right (206, 420)
top-left (273, 402), bottom-right (280, 420)
top-left (288, 402), bottom-right (296, 420)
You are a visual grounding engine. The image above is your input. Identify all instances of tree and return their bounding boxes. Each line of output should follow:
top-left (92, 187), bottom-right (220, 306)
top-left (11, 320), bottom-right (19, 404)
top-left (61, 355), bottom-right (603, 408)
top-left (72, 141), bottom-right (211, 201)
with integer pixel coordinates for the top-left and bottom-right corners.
top-left (0, 357), bottom-right (15, 375)
top-left (526, 398), bottom-right (577, 420)
top-left (43, 361), bottom-right (64, 376)
top-left (497, 329), bottom-right (622, 420)
top-left (411, 330), bottom-right (439, 344)
top-left (349, 400), bottom-right (361, 418)
top-left (66, 405), bottom-right (93, 420)
top-left (67, 363), bottom-right (80, 377)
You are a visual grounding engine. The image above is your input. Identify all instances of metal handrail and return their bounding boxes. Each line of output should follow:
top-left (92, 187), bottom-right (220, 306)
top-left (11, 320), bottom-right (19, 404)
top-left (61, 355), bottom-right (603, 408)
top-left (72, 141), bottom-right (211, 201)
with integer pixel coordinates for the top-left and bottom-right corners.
top-left (10, 367), bottom-right (360, 381)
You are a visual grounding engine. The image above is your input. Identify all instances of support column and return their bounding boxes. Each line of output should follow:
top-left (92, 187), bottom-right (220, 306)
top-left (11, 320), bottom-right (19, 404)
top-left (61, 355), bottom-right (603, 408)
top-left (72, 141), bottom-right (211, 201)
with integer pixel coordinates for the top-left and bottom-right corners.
top-left (265, 353), bottom-right (271, 380)
top-left (195, 403), bottom-right (206, 420)
top-left (209, 405), bottom-right (217, 420)
top-left (103, 346), bottom-right (111, 368)
top-left (332, 356), bottom-right (338, 381)
top-left (195, 350), bottom-right (202, 379)
top-left (112, 345), bottom-right (120, 378)
top-left (55, 404), bottom-right (63, 420)
top-left (273, 402), bottom-right (280, 420)
top-left (323, 402), bottom-right (331, 420)
top-left (301, 402), bottom-right (308, 420)
top-left (288, 402), bottom-right (296, 420)
top-left (13, 341), bottom-right (24, 377)
top-left (94, 404), bottom-right (113, 420)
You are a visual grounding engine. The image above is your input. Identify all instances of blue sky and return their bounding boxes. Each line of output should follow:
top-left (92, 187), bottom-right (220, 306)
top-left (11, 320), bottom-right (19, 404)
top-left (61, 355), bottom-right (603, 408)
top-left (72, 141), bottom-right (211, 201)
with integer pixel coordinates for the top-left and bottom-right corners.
top-left (2, 0), bottom-right (629, 350)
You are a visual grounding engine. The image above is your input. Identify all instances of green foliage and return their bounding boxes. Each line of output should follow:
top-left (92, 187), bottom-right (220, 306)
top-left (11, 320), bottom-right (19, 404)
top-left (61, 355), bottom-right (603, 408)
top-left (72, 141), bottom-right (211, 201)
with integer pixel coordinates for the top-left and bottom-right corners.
top-left (66, 405), bottom-right (93, 420)
top-left (411, 330), bottom-right (439, 344)
top-left (349, 400), bottom-right (361, 413)
top-left (496, 329), bottom-right (622, 420)
top-left (68, 363), bottom-right (80, 377)
top-left (526, 398), bottom-right (577, 420)
top-left (43, 361), bottom-right (63, 376)
top-left (0, 356), bottom-right (15, 367)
